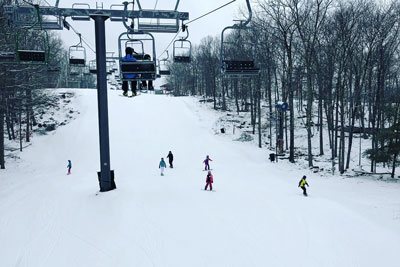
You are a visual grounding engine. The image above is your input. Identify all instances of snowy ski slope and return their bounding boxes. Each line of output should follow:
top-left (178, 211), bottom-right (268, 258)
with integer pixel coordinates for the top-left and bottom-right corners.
top-left (1, 89), bottom-right (399, 267)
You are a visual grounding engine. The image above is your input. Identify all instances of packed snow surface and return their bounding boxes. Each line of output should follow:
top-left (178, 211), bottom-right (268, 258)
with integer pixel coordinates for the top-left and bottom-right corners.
top-left (1, 89), bottom-right (400, 267)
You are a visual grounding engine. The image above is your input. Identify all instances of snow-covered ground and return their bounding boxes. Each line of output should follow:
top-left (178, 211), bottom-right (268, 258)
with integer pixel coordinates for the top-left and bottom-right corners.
top-left (1, 89), bottom-right (399, 267)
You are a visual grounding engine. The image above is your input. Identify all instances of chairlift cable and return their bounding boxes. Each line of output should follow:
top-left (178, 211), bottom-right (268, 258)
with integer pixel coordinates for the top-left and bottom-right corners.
top-left (67, 23), bottom-right (96, 54)
top-left (159, 0), bottom-right (236, 58)
top-left (159, 28), bottom-right (181, 58)
top-left (153, 0), bottom-right (159, 10)
top-left (149, 0), bottom-right (159, 24)
top-left (185, 0), bottom-right (237, 25)
top-left (43, 0), bottom-right (52, 6)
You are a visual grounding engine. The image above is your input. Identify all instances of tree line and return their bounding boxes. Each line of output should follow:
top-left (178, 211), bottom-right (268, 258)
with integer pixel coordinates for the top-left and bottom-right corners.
top-left (0, 0), bottom-right (94, 169)
top-left (167, 0), bottom-right (400, 177)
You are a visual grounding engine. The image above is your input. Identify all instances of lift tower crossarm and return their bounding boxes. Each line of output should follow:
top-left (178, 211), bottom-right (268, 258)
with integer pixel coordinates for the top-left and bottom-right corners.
top-left (3, 5), bottom-right (189, 22)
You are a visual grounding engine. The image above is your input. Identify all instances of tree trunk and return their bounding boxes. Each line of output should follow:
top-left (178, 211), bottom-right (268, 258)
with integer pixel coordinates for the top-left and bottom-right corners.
top-left (222, 80), bottom-right (227, 111)
top-left (234, 80), bottom-right (239, 114)
top-left (306, 64), bottom-right (313, 167)
top-left (257, 77), bottom-right (262, 148)
top-left (318, 85), bottom-right (324, 156)
top-left (0, 66), bottom-right (5, 169)
top-left (26, 85), bottom-right (31, 143)
top-left (267, 67), bottom-right (273, 149)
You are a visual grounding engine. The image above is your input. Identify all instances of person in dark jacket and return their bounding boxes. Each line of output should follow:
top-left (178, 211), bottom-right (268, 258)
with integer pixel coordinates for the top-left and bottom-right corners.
top-left (140, 54), bottom-right (154, 90)
top-left (166, 151), bottom-right (174, 168)
top-left (121, 47), bottom-right (137, 96)
top-left (204, 171), bottom-right (214, 191)
top-left (298, 175), bottom-right (309, 196)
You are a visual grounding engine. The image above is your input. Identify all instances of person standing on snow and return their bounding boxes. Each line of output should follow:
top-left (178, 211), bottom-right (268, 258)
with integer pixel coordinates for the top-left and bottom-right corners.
top-left (204, 170), bottom-right (214, 191)
top-left (166, 151), bottom-right (174, 168)
top-left (159, 158), bottom-right (167, 176)
top-left (203, 155), bottom-right (212, 170)
top-left (67, 160), bottom-right (72, 175)
top-left (298, 175), bottom-right (309, 196)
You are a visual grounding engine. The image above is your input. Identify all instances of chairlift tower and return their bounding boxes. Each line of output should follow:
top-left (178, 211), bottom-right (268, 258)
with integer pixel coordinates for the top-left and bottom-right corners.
top-left (4, 2), bottom-right (189, 193)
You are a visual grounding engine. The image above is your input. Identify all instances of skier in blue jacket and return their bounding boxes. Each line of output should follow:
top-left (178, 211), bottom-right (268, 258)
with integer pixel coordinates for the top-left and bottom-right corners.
top-left (159, 158), bottom-right (167, 176)
top-left (122, 47), bottom-right (137, 96)
top-left (67, 160), bottom-right (72, 175)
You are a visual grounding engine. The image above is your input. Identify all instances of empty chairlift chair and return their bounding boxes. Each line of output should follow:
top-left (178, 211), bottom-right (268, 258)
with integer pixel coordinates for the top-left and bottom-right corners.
top-left (89, 60), bottom-right (97, 74)
top-left (159, 51), bottom-right (171, 75)
top-left (173, 25), bottom-right (191, 63)
top-left (69, 34), bottom-right (86, 66)
top-left (8, 2), bottom-right (63, 30)
top-left (220, 0), bottom-right (259, 78)
top-left (135, 0), bottom-right (181, 33)
top-left (15, 28), bottom-right (49, 64)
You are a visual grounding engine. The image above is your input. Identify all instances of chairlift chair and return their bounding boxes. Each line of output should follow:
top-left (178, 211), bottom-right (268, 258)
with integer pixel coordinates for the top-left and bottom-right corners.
top-left (89, 60), bottom-right (97, 74)
top-left (15, 28), bottom-right (49, 64)
top-left (159, 50), bottom-right (171, 75)
top-left (173, 25), bottom-right (191, 63)
top-left (121, 0), bottom-right (183, 33)
top-left (118, 30), bottom-right (157, 82)
top-left (69, 34), bottom-right (86, 66)
top-left (69, 65), bottom-right (81, 76)
top-left (71, 3), bottom-right (91, 21)
top-left (6, 3), bottom-right (63, 30)
top-left (220, 0), bottom-right (259, 78)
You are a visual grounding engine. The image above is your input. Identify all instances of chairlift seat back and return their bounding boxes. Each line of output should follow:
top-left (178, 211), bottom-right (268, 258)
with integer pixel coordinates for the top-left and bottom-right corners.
top-left (121, 61), bottom-right (155, 73)
top-left (174, 56), bottom-right (191, 63)
top-left (138, 21), bottom-right (179, 33)
top-left (18, 50), bottom-right (46, 62)
top-left (47, 66), bottom-right (60, 72)
top-left (160, 70), bottom-right (171, 75)
top-left (69, 58), bottom-right (85, 65)
top-left (223, 60), bottom-right (259, 74)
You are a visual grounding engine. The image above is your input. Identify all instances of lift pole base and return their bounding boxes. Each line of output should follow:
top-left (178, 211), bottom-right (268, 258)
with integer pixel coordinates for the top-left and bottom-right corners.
top-left (97, 170), bottom-right (116, 192)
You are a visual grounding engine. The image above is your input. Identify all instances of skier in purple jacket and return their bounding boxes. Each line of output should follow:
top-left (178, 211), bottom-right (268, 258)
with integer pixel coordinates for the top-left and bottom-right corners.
top-left (203, 155), bottom-right (212, 170)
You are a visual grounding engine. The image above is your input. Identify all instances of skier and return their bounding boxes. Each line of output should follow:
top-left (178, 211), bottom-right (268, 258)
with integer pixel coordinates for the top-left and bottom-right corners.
top-left (298, 175), bottom-right (309, 196)
top-left (203, 155), bottom-right (212, 170)
top-left (67, 160), bottom-right (72, 175)
top-left (204, 170), bottom-right (214, 191)
top-left (166, 151), bottom-right (174, 168)
top-left (159, 157), bottom-right (167, 176)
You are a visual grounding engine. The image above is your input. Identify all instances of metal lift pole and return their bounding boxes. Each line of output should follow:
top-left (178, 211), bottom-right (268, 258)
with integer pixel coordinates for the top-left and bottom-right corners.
top-left (92, 15), bottom-right (112, 192)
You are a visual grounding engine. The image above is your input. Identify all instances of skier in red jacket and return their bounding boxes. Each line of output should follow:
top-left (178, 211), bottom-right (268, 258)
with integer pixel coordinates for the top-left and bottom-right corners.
top-left (204, 171), bottom-right (214, 191)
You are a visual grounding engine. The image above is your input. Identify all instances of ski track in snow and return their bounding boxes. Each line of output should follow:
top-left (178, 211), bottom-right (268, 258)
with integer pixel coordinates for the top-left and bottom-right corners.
top-left (0, 89), bottom-right (400, 267)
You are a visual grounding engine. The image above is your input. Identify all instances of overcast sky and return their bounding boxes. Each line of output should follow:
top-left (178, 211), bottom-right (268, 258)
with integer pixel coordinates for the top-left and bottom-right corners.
top-left (50, 0), bottom-right (250, 61)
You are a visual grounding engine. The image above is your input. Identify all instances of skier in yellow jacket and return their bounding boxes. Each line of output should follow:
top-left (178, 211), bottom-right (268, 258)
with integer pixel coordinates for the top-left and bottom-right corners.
top-left (298, 175), bottom-right (309, 196)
